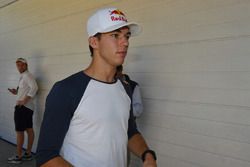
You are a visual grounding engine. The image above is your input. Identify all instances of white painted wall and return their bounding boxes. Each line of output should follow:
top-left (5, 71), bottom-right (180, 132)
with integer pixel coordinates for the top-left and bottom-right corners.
top-left (1, 0), bottom-right (250, 166)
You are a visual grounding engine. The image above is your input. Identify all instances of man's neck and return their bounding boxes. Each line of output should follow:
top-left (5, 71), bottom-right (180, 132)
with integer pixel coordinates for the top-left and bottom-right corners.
top-left (20, 69), bottom-right (28, 74)
top-left (84, 61), bottom-right (116, 83)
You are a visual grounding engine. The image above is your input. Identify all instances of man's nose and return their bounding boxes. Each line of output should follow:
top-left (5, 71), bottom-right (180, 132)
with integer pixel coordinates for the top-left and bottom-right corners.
top-left (120, 36), bottom-right (129, 47)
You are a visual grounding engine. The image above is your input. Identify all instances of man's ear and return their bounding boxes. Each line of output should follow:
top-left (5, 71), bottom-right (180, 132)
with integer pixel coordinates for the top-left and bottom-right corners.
top-left (88, 36), bottom-right (98, 49)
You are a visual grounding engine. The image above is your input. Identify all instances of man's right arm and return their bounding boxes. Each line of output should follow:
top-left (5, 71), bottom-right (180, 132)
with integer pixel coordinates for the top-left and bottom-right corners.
top-left (36, 82), bottom-right (74, 167)
top-left (41, 157), bottom-right (72, 167)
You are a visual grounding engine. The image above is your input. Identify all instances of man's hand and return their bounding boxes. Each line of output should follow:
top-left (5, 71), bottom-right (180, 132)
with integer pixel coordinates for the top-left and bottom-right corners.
top-left (143, 153), bottom-right (157, 167)
top-left (128, 134), bottom-right (157, 167)
top-left (16, 96), bottom-right (31, 106)
top-left (8, 88), bottom-right (17, 95)
top-left (16, 100), bottom-right (26, 106)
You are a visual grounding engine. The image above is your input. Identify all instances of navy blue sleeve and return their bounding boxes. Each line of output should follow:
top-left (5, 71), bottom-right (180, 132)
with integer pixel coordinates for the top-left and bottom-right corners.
top-left (36, 72), bottom-right (90, 166)
top-left (119, 78), bottom-right (140, 139)
top-left (128, 106), bottom-right (140, 139)
top-left (36, 82), bottom-right (73, 166)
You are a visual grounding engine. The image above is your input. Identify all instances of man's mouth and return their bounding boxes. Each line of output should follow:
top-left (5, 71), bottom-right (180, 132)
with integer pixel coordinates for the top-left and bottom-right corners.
top-left (117, 51), bottom-right (127, 57)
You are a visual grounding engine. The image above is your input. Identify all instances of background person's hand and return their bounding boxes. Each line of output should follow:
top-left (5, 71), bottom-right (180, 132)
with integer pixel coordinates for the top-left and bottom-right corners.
top-left (8, 88), bottom-right (17, 95)
top-left (17, 100), bottom-right (25, 106)
top-left (16, 96), bottom-right (31, 106)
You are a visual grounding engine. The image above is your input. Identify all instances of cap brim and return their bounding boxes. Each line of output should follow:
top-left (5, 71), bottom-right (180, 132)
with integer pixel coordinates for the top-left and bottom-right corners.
top-left (93, 22), bottom-right (142, 37)
top-left (16, 59), bottom-right (27, 64)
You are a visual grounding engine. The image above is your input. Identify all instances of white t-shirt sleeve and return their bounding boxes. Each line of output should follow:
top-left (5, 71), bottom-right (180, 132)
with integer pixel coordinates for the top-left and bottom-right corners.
top-left (132, 85), bottom-right (143, 117)
top-left (25, 73), bottom-right (38, 97)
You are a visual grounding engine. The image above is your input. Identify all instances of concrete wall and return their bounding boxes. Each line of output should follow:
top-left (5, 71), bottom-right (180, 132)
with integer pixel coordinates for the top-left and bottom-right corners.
top-left (0, 0), bottom-right (250, 166)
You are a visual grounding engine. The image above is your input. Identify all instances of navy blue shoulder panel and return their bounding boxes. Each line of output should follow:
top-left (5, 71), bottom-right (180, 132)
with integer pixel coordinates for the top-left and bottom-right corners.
top-left (119, 78), bottom-right (140, 139)
top-left (128, 79), bottom-right (138, 93)
top-left (124, 74), bottom-right (138, 93)
top-left (36, 71), bottom-right (90, 166)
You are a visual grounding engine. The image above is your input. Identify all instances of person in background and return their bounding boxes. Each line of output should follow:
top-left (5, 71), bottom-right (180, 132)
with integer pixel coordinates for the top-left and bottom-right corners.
top-left (36, 7), bottom-right (156, 167)
top-left (116, 65), bottom-right (143, 118)
top-left (8, 57), bottom-right (38, 164)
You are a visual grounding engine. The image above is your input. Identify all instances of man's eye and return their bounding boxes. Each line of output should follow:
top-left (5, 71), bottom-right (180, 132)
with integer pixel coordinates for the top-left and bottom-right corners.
top-left (126, 34), bottom-right (131, 40)
top-left (111, 34), bottom-right (119, 39)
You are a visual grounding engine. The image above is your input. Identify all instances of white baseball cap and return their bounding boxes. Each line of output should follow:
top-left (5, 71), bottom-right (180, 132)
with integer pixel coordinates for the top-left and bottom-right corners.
top-left (16, 58), bottom-right (27, 64)
top-left (87, 7), bottom-right (142, 37)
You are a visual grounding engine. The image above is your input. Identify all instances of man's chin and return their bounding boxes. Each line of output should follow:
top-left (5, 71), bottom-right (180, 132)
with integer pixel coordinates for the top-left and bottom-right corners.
top-left (117, 62), bottom-right (124, 66)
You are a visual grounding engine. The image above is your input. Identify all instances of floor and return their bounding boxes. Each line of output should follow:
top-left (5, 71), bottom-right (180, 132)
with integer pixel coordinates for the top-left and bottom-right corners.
top-left (0, 139), bottom-right (35, 167)
top-left (0, 138), bottom-right (140, 167)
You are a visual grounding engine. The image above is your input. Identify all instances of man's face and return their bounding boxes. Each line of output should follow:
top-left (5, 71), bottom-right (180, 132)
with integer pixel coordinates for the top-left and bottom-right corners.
top-left (16, 61), bottom-right (27, 73)
top-left (93, 27), bottom-right (131, 67)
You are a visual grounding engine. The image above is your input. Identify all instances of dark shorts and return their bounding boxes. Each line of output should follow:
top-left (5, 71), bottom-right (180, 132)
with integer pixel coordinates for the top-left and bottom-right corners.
top-left (14, 105), bottom-right (34, 131)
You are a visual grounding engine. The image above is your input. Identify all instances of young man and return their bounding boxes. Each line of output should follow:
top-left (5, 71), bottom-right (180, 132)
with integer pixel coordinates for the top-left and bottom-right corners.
top-left (8, 58), bottom-right (38, 164)
top-left (36, 7), bottom-right (157, 167)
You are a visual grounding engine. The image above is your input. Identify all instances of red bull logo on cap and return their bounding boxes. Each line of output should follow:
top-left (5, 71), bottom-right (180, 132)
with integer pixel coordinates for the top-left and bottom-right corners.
top-left (109, 9), bottom-right (127, 22)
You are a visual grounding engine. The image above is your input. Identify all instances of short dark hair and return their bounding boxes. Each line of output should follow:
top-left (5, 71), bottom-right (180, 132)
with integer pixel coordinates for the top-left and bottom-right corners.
top-left (89, 33), bottom-right (102, 57)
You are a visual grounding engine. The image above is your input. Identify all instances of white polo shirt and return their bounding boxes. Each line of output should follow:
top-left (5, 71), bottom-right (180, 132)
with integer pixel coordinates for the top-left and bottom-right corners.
top-left (17, 70), bottom-right (38, 110)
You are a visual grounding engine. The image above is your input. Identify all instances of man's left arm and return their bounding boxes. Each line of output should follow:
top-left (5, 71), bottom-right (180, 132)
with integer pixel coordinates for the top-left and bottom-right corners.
top-left (17, 95), bottom-right (32, 106)
top-left (128, 133), bottom-right (157, 167)
top-left (126, 81), bottom-right (157, 167)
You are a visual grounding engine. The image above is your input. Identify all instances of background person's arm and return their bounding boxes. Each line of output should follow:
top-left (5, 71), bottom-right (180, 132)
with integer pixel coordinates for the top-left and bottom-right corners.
top-left (16, 95), bottom-right (31, 106)
top-left (132, 85), bottom-right (143, 117)
top-left (25, 73), bottom-right (38, 97)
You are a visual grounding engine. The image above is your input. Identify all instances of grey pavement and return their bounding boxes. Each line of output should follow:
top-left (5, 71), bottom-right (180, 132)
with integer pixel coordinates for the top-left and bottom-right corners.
top-left (0, 139), bottom-right (35, 167)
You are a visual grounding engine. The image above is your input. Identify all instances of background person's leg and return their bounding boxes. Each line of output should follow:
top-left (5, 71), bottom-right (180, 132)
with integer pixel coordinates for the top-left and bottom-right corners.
top-left (16, 131), bottom-right (24, 158)
top-left (26, 128), bottom-right (34, 155)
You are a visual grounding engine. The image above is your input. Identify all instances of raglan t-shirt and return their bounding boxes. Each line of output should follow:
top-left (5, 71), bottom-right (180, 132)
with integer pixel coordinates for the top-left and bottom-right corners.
top-left (36, 71), bottom-right (139, 167)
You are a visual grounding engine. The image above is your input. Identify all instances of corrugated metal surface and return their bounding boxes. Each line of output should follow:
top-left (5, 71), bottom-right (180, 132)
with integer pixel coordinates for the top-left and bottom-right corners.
top-left (0, 0), bottom-right (250, 166)
top-left (0, 0), bottom-right (18, 9)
